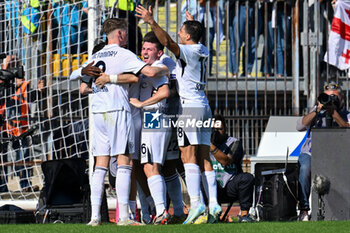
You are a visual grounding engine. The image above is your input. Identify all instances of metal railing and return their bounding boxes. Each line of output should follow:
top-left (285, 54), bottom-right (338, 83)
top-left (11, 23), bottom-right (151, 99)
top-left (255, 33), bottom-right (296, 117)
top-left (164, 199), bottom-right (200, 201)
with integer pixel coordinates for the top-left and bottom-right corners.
top-left (0, 0), bottom-right (343, 155)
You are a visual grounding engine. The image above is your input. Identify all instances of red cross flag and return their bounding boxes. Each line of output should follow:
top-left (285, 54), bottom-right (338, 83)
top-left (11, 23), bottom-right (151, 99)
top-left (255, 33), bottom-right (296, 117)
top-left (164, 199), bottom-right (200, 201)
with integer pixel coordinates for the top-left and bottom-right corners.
top-left (325, 0), bottom-right (350, 70)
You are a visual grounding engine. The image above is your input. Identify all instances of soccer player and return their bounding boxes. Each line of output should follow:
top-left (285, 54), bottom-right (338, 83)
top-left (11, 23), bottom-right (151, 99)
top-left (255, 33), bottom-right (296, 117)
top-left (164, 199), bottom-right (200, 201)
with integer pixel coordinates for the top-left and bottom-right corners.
top-left (129, 31), bottom-right (172, 225)
top-left (70, 41), bottom-right (141, 95)
top-left (136, 6), bottom-right (222, 224)
top-left (87, 18), bottom-right (169, 226)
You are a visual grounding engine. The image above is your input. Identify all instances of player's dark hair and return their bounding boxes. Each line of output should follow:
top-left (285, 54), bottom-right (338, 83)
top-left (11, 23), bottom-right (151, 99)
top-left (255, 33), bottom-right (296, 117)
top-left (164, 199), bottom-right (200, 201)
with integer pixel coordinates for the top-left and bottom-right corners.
top-left (213, 114), bottom-right (226, 131)
top-left (102, 18), bottom-right (127, 36)
top-left (143, 31), bottom-right (164, 51)
top-left (183, 20), bottom-right (203, 43)
top-left (92, 40), bottom-right (106, 54)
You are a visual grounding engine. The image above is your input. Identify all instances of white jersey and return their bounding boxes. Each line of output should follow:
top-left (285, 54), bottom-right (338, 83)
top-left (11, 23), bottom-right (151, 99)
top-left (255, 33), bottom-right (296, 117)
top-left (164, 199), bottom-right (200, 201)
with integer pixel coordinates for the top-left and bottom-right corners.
top-left (89, 44), bottom-right (146, 113)
top-left (159, 54), bottom-right (179, 115)
top-left (139, 61), bottom-right (169, 112)
top-left (159, 54), bottom-right (176, 80)
top-left (176, 43), bottom-right (209, 105)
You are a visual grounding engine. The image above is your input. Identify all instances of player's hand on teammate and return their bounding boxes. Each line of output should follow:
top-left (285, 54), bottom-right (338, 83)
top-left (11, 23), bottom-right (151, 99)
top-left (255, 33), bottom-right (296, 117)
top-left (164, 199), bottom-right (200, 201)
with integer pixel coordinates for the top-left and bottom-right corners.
top-left (135, 5), bottom-right (154, 24)
top-left (185, 11), bottom-right (194, 21)
top-left (130, 98), bottom-right (143, 108)
top-left (95, 73), bottom-right (110, 88)
top-left (82, 61), bottom-right (102, 78)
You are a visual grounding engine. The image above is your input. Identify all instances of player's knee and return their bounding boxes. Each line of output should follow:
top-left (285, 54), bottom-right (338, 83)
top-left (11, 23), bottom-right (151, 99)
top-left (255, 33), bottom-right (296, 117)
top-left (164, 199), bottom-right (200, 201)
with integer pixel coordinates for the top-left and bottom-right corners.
top-left (180, 148), bottom-right (197, 164)
top-left (143, 163), bottom-right (161, 177)
top-left (95, 156), bottom-right (110, 168)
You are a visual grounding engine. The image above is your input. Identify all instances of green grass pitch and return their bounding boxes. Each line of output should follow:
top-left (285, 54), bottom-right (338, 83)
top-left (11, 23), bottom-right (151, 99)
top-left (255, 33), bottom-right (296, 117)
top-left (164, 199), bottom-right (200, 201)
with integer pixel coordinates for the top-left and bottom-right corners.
top-left (1, 221), bottom-right (350, 233)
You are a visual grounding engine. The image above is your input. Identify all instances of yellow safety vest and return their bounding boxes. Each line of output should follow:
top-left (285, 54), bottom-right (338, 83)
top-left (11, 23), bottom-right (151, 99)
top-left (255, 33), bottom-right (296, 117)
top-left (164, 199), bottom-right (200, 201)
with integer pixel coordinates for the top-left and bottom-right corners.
top-left (20, 0), bottom-right (41, 34)
top-left (30, 0), bottom-right (40, 8)
top-left (106, 0), bottom-right (134, 11)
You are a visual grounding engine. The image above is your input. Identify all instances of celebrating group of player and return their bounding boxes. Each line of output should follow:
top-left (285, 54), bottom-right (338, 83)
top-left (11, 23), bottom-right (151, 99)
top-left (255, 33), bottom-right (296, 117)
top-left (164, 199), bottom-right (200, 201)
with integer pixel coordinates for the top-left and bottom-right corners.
top-left (71, 5), bottom-right (223, 226)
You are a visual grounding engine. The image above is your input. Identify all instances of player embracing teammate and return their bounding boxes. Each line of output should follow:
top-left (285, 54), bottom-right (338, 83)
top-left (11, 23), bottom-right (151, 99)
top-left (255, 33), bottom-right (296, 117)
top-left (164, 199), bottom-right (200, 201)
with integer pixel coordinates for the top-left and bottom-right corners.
top-left (87, 18), bottom-right (169, 226)
top-left (136, 5), bottom-right (222, 224)
top-left (84, 7), bottom-right (221, 225)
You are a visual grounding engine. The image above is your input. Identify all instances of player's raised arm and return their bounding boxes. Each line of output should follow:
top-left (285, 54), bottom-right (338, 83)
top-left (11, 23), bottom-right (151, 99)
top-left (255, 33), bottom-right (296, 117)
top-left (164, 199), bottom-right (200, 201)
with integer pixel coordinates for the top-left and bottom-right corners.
top-left (136, 5), bottom-right (180, 58)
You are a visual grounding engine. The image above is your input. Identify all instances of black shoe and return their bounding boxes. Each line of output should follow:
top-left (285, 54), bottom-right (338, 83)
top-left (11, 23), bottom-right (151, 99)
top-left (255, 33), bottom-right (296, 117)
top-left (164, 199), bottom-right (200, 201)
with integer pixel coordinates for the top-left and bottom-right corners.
top-left (238, 214), bottom-right (254, 223)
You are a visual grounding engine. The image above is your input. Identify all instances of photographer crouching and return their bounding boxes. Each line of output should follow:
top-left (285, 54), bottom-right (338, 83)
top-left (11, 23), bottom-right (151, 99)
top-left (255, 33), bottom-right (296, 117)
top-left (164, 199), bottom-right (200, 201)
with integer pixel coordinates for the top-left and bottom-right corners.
top-left (0, 55), bottom-right (44, 192)
top-left (209, 114), bottom-right (255, 222)
top-left (296, 80), bottom-right (350, 221)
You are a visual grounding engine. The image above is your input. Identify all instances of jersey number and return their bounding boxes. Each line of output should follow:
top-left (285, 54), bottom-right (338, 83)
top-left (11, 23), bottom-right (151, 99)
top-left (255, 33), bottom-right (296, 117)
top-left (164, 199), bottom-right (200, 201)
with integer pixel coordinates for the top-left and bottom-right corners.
top-left (94, 60), bottom-right (106, 73)
top-left (167, 138), bottom-right (179, 152)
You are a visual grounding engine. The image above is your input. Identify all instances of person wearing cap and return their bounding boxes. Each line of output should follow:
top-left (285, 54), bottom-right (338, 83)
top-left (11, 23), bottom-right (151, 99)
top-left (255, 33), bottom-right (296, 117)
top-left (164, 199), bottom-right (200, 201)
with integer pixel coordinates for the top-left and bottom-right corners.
top-left (295, 79), bottom-right (350, 221)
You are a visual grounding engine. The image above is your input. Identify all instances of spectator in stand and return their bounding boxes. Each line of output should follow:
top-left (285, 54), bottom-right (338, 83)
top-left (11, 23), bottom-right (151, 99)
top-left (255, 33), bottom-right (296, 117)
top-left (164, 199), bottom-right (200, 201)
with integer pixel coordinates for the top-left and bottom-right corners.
top-left (181, 0), bottom-right (224, 76)
top-left (107, 0), bottom-right (143, 55)
top-left (228, 0), bottom-right (258, 78)
top-left (52, 0), bottom-right (88, 54)
top-left (260, 0), bottom-right (291, 78)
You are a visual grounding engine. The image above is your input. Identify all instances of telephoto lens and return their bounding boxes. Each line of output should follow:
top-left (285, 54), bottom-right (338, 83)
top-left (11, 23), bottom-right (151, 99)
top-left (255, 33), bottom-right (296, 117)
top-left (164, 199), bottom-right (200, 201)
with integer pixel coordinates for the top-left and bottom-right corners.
top-left (318, 93), bottom-right (331, 105)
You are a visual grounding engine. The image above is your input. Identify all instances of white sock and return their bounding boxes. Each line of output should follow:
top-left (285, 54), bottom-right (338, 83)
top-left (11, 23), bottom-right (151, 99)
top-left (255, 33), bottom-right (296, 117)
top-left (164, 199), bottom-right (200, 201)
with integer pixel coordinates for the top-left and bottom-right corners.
top-left (116, 165), bottom-right (132, 221)
top-left (147, 175), bottom-right (166, 217)
top-left (202, 171), bottom-right (218, 209)
top-left (165, 173), bottom-right (184, 216)
top-left (129, 200), bottom-right (136, 220)
top-left (184, 163), bottom-right (201, 208)
top-left (137, 182), bottom-right (151, 223)
top-left (90, 166), bottom-right (107, 221)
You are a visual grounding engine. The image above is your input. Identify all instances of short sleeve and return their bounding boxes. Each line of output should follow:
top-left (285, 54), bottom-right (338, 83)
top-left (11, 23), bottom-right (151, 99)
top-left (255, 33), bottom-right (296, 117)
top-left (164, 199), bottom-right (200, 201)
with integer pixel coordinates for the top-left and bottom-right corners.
top-left (122, 50), bottom-right (147, 75)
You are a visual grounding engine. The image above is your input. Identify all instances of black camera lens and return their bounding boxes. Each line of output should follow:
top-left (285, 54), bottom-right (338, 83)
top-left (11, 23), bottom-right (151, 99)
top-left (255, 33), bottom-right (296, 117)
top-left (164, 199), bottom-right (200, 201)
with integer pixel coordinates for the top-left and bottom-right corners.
top-left (317, 93), bottom-right (340, 110)
top-left (318, 93), bottom-right (330, 105)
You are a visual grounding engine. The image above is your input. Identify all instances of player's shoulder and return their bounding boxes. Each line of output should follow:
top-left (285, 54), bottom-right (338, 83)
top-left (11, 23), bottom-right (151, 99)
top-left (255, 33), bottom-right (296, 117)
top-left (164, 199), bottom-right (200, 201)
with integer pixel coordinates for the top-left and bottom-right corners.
top-left (151, 60), bottom-right (165, 68)
top-left (195, 43), bottom-right (209, 57)
top-left (179, 43), bottom-right (209, 57)
top-left (159, 54), bottom-right (176, 67)
top-left (99, 44), bottom-right (136, 56)
top-left (90, 44), bottom-right (118, 59)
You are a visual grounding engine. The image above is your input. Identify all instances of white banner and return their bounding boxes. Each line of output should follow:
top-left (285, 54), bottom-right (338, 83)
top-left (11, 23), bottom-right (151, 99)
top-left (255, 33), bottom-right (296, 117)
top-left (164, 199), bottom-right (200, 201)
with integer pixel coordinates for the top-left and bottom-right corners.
top-left (324, 0), bottom-right (350, 70)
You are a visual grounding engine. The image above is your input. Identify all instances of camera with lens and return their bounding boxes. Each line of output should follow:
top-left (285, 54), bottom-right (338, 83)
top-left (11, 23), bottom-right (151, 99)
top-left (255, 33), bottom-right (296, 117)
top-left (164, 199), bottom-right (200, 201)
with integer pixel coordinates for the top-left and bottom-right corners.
top-left (0, 66), bottom-right (24, 88)
top-left (317, 93), bottom-right (340, 110)
top-left (0, 54), bottom-right (25, 106)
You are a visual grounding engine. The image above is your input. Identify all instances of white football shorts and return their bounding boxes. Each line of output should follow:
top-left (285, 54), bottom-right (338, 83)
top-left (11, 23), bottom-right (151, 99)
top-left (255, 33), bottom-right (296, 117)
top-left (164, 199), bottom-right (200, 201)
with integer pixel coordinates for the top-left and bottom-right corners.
top-left (177, 102), bottom-right (212, 147)
top-left (140, 124), bottom-right (172, 165)
top-left (93, 110), bottom-right (135, 156)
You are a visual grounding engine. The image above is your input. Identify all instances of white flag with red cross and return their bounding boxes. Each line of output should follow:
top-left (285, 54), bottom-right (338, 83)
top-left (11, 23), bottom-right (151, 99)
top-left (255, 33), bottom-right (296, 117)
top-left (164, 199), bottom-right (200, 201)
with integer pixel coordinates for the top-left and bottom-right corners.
top-left (324, 0), bottom-right (350, 70)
